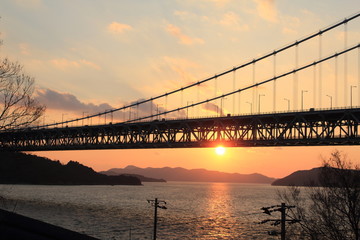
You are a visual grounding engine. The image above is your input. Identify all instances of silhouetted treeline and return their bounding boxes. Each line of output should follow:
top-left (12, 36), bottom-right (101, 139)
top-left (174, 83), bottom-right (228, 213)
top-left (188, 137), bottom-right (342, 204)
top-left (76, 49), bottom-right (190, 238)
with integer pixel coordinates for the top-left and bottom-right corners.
top-left (0, 152), bottom-right (141, 185)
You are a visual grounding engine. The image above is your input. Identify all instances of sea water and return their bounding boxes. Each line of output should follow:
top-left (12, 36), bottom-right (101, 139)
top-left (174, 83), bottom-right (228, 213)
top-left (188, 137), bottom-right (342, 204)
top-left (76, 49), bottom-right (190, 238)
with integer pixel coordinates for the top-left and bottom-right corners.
top-left (0, 182), bottom-right (287, 240)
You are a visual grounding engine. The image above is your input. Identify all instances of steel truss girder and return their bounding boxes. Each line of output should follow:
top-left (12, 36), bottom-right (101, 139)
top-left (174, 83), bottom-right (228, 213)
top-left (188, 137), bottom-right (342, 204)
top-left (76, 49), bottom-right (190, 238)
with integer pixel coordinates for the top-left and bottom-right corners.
top-left (1, 108), bottom-right (360, 151)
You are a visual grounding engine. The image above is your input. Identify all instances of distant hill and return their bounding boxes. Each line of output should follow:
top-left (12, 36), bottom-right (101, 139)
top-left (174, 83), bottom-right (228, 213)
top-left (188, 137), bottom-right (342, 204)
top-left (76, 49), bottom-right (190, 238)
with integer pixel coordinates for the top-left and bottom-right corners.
top-left (100, 165), bottom-right (275, 184)
top-left (121, 174), bottom-right (166, 182)
top-left (272, 167), bottom-right (360, 186)
top-left (0, 152), bottom-right (141, 185)
top-left (271, 167), bottom-right (322, 186)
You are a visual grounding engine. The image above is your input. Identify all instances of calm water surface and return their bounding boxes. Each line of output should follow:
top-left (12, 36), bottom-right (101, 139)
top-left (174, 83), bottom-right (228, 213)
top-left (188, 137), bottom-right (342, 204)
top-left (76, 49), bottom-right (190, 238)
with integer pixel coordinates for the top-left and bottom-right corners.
top-left (0, 182), bottom-right (286, 240)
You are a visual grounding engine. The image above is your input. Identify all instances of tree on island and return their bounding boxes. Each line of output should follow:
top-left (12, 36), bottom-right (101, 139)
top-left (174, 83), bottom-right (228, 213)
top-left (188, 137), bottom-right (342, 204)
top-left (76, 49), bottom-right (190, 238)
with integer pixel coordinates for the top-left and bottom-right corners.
top-left (0, 29), bottom-right (45, 130)
top-left (278, 150), bottom-right (360, 240)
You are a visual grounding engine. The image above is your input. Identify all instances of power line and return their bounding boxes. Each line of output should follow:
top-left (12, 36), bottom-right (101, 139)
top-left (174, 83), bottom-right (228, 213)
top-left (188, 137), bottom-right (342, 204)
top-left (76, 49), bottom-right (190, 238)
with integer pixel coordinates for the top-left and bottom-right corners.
top-left (259, 203), bottom-right (301, 239)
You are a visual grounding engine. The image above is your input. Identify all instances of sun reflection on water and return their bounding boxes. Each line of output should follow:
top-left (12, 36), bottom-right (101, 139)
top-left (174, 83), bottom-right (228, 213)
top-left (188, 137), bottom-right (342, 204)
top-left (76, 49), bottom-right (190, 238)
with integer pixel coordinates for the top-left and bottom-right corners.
top-left (194, 182), bottom-right (237, 239)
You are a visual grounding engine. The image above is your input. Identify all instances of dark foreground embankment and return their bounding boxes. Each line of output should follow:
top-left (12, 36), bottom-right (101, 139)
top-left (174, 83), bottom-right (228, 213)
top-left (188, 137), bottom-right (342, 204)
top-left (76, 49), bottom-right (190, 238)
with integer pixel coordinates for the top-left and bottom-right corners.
top-left (0, 208), bottom-right (99, 240)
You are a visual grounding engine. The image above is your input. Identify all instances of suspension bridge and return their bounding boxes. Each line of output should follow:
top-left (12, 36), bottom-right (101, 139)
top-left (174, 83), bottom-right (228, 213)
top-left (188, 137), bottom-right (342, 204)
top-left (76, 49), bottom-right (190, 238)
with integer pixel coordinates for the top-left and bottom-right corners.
top-left (1, 13), bottom-right (360, 151)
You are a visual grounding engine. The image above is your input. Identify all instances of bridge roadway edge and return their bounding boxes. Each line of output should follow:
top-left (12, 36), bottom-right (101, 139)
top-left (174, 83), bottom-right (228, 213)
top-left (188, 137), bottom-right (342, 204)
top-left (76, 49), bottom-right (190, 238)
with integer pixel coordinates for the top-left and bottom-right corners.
top-left (1, 108), bottom-right (360, 151)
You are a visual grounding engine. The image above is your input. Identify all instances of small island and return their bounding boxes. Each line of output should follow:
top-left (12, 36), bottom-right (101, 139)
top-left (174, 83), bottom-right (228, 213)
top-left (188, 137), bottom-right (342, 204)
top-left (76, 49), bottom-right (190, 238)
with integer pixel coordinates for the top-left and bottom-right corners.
top-left (0, 152), bottom-right (141, 185)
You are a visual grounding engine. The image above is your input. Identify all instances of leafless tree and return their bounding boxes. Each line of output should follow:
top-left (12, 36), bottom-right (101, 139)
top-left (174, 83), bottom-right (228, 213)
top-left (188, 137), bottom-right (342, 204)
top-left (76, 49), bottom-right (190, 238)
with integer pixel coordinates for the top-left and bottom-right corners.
top-left (278, 150), bottom-right (360, 240)
top-left (0, 57), bottom-right (45, 130)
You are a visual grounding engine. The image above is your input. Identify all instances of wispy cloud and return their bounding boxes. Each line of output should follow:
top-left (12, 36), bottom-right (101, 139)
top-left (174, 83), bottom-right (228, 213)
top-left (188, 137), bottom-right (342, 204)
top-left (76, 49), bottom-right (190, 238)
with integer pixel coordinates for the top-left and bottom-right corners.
top-left (282, 27), bottom-right (297, 35)
top-left (79, 59), bottom-right (101, 70)
top-left (50, 58), bottom-right (101, 71)
top-left (201, 0), bottom-right (232, 7)
top-left (35, 88), bottom-right (113, 113)
top-left (219, 12), bottom-right (249, 31)
top-left (14, 0), bottom-right (42, 8)
top-left (202, 102), bottom-right (223, 115)
top-left (107, 22), bottom-right (133, 34)
top-left (174, 10), bottom-right (209, 23)
top-left (162, 56), bottom-right (200, 81)
top-left (174, 10), bottom-right (192, 19)
top-left (254, 0), bottom-right (278, 23)
top-left (19, 43), bottom-right (30, 55)
top-left (144, 56), bottom-right (203, 95)
top-left (166, 24), bottom-right (204, 45)
top-left (281, 16), bottom-right (300, 35)
top-left (121, 98), bottom-right (186, 120)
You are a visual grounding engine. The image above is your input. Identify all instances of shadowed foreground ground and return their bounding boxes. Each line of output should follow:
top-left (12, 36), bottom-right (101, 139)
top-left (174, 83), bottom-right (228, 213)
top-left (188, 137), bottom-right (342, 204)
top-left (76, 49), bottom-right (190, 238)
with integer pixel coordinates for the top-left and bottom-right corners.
top-left (0, 208), bottom-right (99, 240)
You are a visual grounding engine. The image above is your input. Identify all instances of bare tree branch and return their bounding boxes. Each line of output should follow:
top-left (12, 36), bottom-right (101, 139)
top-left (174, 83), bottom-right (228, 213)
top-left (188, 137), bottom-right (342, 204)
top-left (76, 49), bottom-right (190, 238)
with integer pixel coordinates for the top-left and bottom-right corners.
top-left (0, 57), bottom-right (45, 130)
top-left (278, 150), bottom-right (360, 240)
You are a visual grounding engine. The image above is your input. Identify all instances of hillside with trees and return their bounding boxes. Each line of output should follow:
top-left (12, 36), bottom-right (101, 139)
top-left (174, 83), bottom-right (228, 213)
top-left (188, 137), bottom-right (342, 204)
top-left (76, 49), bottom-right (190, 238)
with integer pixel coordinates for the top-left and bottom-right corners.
top-left (0, 152), bottom-right (141, 185)
top-left (271, 167), bottom-right (322, 186)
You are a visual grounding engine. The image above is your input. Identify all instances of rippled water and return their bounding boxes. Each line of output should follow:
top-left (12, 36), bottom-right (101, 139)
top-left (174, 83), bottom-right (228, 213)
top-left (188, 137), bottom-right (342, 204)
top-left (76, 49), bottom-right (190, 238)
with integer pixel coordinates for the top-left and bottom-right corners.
top-left (0, 182), bottom-right (286, 240)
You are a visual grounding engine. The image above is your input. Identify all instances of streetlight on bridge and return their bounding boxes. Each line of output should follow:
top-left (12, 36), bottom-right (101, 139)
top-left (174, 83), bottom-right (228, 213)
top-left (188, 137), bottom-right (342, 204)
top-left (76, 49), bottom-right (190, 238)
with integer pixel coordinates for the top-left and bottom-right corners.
top-left (156, 104), bottom-right (163, 120)
top-left (61, 113), bottom-right (68, 127)
top-left (187, 101), bottom-right (193, 119)
top-left (246, 102), bottom-right (253, 114)
top-left (350, 85), bottom-right (357, 108)
top-left (326, 95), bottom-right (332, 109)
top-left (220, 97), bottom-right (227, 117)
top-left (82, 112), bottom-right (88, 126)
top-left (301, 90), bottom-right (308, 111)
top-left (258, 94), bottom-right (265, 113)
top-left (104, 110), bottom-right (113, 124)
top-left (284, 98), bottom-right (290, 111)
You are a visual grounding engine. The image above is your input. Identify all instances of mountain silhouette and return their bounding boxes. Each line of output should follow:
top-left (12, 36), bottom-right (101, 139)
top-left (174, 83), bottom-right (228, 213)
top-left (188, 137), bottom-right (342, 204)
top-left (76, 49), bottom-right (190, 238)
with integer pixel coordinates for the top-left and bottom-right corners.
top-left (271, 167), bottom-right (322, 186)
top-left (100, 165), bottom-right (275, 183)
top-left (272, 167), bottom-right (360, 186)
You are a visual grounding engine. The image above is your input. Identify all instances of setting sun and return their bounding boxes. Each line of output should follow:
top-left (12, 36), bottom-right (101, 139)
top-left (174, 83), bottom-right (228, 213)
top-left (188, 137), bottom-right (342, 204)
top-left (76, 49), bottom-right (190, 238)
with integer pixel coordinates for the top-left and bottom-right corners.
top-left (215, 146), bottom-right (226, 156)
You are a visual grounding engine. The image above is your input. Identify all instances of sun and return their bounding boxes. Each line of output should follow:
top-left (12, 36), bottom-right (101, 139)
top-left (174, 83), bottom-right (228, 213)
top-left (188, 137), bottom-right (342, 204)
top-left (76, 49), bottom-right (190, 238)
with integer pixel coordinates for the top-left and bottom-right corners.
top-left (215, 146), bottom-right (226, 156)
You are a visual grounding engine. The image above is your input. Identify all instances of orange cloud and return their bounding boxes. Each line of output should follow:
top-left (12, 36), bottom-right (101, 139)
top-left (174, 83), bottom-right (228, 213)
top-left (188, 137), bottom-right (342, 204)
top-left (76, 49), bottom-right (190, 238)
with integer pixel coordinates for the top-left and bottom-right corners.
top-left (19, 43), bottom-right (30, 55)
top-left (174, 10), bottom-right (192, 18)
top-left (51, 58), bottom-right (80, 70)
top-left (202, 0), bottom-right (232, 7)
top-left (163, 56), bottom-right (200, 71)
top-left (15, 0), bottom-right (42, 8)
top-left (220, 12), bottom-right (249, 31)
top-left (282, 27), bottom-right (297, 35)
top-left (79, 59), bottom-right (101, 70)
top-left (254, 0), bottom-right (278, 23)
top-left (281, 16), bottom-right (300, 35)
top-left (166, 24), bottom-right (204, 45)
top-left (203, 102), bottom-right (224, 115)
top-left (163, 56), bottom-right (200, 83)
top-left (50, 58), bottom-right (101, 71)
top-left (107, 22), bottom-right (132, 34)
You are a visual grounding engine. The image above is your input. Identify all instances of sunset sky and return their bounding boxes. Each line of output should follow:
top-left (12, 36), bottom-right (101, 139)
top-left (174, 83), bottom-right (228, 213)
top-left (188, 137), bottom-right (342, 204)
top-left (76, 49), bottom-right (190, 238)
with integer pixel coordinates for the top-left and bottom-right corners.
top-left (1, 0), bottom-right (360, 178)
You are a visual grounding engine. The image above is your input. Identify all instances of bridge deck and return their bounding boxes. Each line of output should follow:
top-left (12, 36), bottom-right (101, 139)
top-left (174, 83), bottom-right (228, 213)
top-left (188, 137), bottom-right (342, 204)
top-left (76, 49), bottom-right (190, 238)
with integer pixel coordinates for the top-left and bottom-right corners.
top-left (1, 108), bottom-right (360, 151)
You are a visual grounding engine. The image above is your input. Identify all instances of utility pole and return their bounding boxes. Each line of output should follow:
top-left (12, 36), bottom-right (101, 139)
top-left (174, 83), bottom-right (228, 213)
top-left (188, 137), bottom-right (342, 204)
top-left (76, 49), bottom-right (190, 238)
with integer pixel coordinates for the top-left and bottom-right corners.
top-left (147, 198), bottom-right (167, 240)
top-left (281, 203), bottom-right (286, 240)
top-left (259, 203), bottom-right (300, 240)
